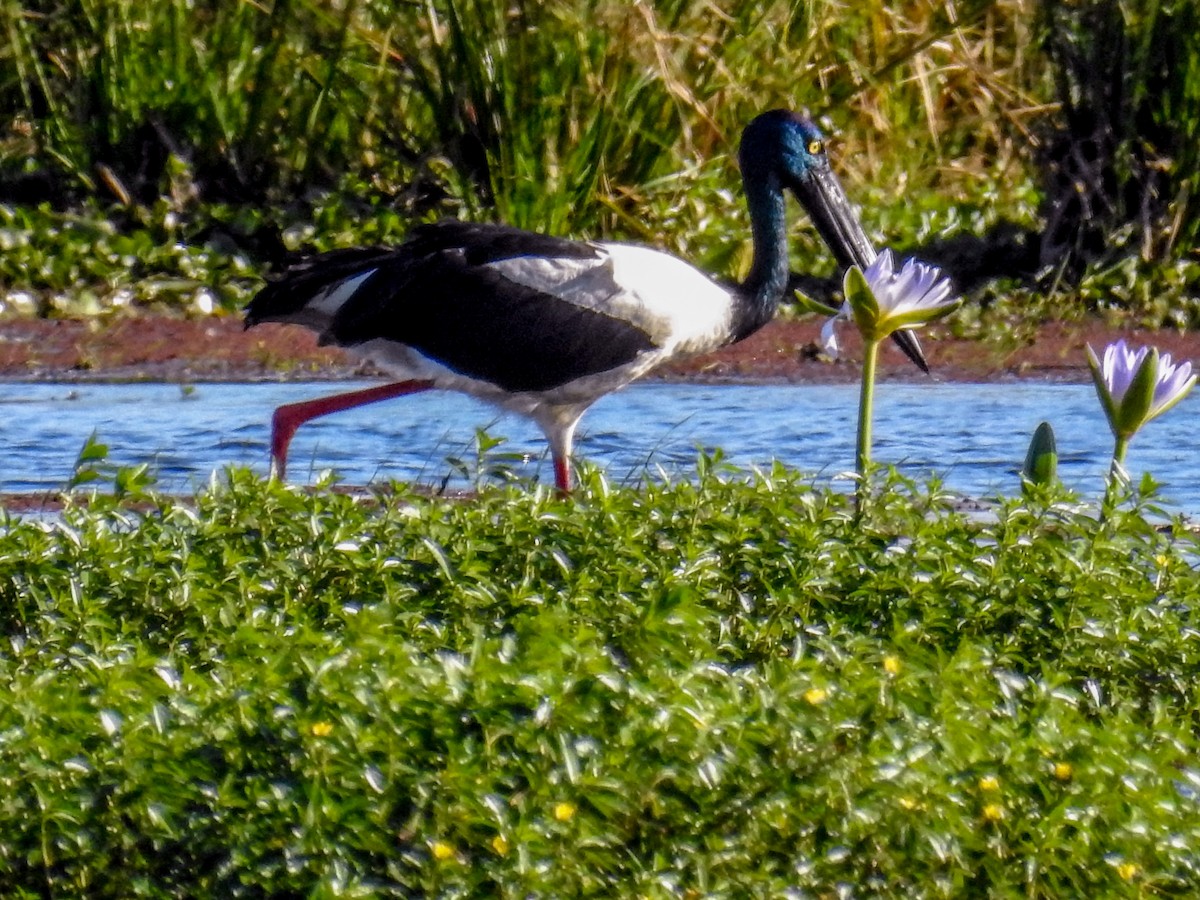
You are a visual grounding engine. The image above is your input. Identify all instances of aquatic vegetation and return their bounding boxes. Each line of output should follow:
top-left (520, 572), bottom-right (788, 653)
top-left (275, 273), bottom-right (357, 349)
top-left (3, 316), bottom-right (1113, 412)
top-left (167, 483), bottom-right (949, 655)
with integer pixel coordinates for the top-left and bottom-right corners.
top-left (0, 467), bottom-right (1198, 894)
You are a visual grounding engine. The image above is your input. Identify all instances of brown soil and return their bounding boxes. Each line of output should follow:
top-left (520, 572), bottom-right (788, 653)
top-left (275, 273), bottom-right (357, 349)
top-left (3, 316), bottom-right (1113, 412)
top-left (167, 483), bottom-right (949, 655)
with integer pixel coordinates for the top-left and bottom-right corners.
top-left (0, 314), bottom-right (1196, 384)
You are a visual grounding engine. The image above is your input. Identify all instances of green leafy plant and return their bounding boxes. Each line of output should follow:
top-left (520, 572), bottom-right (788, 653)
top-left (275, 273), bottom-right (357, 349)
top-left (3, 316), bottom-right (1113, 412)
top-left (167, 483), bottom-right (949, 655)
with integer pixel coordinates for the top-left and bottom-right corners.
top-left (1, 468), bottom-right (1198, 894)
top-left (65, 431), bottom-right (156, 497)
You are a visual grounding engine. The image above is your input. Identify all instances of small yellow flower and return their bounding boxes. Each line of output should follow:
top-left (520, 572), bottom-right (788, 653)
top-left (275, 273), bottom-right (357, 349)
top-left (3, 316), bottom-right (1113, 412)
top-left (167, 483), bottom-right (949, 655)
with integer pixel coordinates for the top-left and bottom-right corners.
top-left (804, 687), bottom-right (828, 706)
top-left (554, 801), bottom-right (576, 822)
top-left (310, 721), bottom-right (334, 737)
top-left (978, 775), bottom-right (1001, 793)
top-left (981, 803), bottom-right (1004, 822)
top-left (883, 655), bottom-right (902, 676)
top-left (1117, 861), bottom-right (1139, 881)
top-left (431, 840), bottom-right (455, 861)
top-left (1053, 761), bottom-right (1073, 781)
top-left (491, 835), bottom-right (510, 856)
top-left (1155, 553), bottom-right (1170, 568)
top-left (897, 796), bottom-right (922, 811)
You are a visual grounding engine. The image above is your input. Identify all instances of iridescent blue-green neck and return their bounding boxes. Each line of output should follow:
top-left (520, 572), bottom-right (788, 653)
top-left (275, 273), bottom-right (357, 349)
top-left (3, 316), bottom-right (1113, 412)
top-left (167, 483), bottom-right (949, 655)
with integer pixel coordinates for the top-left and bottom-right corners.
top-left (732, 169), bottom-right (790, 341)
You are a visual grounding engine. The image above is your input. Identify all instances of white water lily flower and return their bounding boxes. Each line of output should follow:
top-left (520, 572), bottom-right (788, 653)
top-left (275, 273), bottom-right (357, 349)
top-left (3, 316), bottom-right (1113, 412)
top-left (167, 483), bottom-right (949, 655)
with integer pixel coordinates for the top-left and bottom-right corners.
top-left (820, 250), bottom-right (958, 358)
top-left (1087, 339), bottom-right (1197, 441)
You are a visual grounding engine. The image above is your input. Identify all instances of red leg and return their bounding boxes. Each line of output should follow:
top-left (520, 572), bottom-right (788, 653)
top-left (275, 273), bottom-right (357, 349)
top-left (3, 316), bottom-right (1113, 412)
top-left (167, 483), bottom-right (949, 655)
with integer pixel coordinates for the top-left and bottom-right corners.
top-left (552, 454), bottom-right (572, 495)
top-left (270, 380), bottom-right (434, 479)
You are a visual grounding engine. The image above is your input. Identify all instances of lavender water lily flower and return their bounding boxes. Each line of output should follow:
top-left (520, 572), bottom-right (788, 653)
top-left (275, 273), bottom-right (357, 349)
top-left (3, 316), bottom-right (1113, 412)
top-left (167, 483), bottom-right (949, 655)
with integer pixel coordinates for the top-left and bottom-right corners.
top-left (1087, 339), bottom-right (1196, 473)
top-left (798, 250), bottom-right (958, 500)
top-left (819, 249), bottom-right (959, 359)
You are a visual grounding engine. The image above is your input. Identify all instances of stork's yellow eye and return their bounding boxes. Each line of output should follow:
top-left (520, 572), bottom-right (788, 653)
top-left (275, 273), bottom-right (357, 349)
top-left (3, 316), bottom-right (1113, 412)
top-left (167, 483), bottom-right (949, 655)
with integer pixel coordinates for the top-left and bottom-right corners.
top-left (807, 139), bottom-right (823, 155)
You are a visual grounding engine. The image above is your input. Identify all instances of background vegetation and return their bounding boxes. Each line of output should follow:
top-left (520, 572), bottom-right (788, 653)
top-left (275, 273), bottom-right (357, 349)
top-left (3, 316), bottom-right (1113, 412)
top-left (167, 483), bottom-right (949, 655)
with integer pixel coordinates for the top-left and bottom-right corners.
top-left (0, 0), bottom-right (1198, 329)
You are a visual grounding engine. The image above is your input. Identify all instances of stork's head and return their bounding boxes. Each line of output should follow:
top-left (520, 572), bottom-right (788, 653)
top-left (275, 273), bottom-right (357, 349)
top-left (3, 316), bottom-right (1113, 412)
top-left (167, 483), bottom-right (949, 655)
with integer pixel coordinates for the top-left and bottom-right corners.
top-left (738, 109), bottom-right (876, 274)
top-left (739, 109), bottom-right (929, 372)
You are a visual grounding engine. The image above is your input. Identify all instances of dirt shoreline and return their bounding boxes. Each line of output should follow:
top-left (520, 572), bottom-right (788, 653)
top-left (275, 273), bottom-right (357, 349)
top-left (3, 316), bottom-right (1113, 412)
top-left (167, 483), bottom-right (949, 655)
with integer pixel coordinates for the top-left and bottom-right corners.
top-left (2, 314), bottom-right (1197, 384)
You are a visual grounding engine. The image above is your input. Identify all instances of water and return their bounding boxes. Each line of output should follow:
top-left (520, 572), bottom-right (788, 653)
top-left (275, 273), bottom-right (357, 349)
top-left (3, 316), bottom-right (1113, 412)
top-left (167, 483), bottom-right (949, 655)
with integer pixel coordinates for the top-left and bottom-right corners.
top-left (2, 380), bottom-right (1198, 510)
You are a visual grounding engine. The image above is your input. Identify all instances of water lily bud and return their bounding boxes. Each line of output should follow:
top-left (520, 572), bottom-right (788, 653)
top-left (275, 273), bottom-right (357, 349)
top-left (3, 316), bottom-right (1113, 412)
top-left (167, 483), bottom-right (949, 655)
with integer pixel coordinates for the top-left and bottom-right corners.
top-left (845, 264), bottom-right (882, 341)
top-left (1022, 421), bottom-right (1058, 487)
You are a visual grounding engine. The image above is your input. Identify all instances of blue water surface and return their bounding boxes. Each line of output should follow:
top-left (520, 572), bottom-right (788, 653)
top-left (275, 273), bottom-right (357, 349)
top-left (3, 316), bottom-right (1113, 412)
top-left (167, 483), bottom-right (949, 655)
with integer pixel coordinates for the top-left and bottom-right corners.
top-left (1, 380), bottom-right (1196, 510)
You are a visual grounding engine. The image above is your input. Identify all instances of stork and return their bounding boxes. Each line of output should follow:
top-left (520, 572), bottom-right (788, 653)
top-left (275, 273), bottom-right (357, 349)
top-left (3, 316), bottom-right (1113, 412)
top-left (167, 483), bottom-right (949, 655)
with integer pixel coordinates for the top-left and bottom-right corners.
top-left (245, 109), bottom-right (925, 492)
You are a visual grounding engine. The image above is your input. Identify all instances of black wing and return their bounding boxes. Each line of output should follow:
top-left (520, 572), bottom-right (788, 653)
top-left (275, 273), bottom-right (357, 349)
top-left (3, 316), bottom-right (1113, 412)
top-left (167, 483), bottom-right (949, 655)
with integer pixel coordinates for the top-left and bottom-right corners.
top-left (248, 221), bottom-right (658, 393)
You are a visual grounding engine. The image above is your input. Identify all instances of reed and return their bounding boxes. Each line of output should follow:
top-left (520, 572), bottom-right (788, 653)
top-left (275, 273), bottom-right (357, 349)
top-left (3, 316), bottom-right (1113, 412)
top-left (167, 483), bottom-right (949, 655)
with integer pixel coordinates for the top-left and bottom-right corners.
top-left (1, 0), bottom-right (1050, 228)
top-left (0, 0), bottom-right (375, 201)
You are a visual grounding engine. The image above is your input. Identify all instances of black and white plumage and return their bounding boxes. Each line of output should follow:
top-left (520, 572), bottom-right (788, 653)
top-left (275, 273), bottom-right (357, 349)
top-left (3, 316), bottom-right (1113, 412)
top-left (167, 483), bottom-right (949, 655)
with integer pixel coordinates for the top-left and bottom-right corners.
top-left (245, 109), bottom-right (925, 492)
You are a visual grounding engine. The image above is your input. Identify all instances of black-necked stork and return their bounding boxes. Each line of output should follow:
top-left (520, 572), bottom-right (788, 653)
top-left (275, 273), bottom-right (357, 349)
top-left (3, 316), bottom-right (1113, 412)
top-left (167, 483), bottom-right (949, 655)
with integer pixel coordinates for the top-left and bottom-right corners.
top-left (245, 109), bottom-right (925, 492)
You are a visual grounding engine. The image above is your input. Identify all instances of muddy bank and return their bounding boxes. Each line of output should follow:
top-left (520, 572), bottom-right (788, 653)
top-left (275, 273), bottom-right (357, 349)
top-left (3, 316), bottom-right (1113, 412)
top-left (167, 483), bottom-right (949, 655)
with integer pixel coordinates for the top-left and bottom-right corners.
top-left (0, 314), bottom-right (1195, 384)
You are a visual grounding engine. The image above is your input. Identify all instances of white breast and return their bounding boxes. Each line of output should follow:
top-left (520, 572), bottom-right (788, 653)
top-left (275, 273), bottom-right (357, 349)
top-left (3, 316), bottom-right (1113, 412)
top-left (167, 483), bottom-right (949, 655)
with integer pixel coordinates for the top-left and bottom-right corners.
top-left (599, 243), bottom-right (736, 352)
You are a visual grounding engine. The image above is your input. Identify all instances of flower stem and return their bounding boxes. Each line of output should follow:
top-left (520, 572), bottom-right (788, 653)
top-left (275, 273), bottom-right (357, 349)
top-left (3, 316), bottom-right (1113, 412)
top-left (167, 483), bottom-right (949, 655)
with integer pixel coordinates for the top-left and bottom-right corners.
top-left (856, 338), bottom-right (879, 494)
top-left (1112, 435), bottom-right (1129, 470)
top-left (1104, 434), bottom-right (1131, 509)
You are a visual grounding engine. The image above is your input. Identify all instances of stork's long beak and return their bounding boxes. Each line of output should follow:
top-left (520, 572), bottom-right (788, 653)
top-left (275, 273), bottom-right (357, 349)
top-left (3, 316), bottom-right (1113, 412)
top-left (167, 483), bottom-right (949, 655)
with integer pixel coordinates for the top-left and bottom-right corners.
top-left (794, 166), bottom-right (929, 374)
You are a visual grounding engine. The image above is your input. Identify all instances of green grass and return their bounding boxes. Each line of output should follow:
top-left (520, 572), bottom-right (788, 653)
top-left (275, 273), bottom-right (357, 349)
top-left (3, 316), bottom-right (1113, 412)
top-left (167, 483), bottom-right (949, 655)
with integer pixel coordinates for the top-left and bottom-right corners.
top-left (2, 467), bottom-right (1198, 895)
top-left (1, 0), bottom-right (1040, 214)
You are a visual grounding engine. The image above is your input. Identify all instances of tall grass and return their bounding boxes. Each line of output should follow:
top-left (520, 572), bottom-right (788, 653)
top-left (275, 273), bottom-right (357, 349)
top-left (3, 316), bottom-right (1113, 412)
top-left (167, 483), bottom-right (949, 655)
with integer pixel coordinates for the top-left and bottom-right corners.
top-left (0, 0), bottom-right (385, 201)
top-left (375, 0), bottom-right (720, 234)
top-left (357, 0), bottom-right (1051, 241)
top-left (7, 0), bottom-right (1200, 322)
top-left (1, 0), bottom-right (1050, 231)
